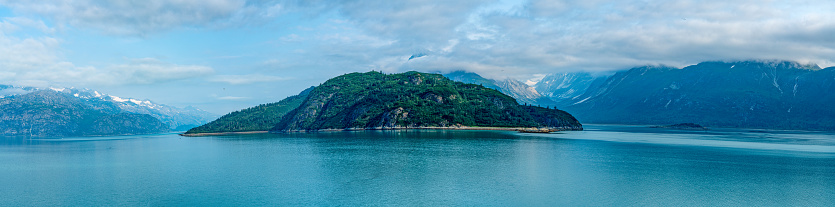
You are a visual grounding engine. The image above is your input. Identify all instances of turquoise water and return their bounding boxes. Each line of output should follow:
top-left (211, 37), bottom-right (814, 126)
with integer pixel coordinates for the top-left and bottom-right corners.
top-left (1, 125), bottom-right (834, 206)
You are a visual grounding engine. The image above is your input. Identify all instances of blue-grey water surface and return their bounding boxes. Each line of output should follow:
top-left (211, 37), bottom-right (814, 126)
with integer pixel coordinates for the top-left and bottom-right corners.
top-left (1, 125), bottom-right (834, 206)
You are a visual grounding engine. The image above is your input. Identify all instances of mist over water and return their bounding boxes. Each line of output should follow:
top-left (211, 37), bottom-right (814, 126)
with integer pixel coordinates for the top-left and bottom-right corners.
top-left (1, 126), bottom-right (833, 206)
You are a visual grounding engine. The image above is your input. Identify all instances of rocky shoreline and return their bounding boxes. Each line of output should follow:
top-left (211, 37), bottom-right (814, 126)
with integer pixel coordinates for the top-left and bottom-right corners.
top-left (179, 131), bottom-right (269, 137)
top-left (181, 126), bottom-right (581, 136)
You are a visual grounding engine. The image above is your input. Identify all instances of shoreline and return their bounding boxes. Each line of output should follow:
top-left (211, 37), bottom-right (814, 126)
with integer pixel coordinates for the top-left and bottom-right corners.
top-left (179, 131), bottom-right (270, 137)
top-left (180, 126), bottom-right (583, 137)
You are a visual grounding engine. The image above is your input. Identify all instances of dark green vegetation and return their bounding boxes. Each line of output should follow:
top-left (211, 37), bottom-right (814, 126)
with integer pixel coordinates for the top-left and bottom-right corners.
top-left (0, 90), bottom-right (168, 137)
top-left (185, 87), bottom-right (313, 134)
top-left (555, 60), bottom-right (835, 131)
top-left (189, 71), bottom-right (583, 134)
top-left (273, 71), bottom-right (582, 132)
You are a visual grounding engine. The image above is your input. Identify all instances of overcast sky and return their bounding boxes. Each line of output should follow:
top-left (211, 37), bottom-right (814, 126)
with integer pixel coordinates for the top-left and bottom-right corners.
top-left (1, 0), bottom-right (833, 114)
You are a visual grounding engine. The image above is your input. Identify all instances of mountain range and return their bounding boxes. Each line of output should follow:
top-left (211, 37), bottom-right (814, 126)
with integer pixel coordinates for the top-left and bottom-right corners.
top-left (7, 59), bottom-right (832, 137)
top-left (0, 85), bottom-right (217, 137)
top-left (444, 71), bottom-right (556, 106)
top-left (447, 60), bottom-right (835, 131)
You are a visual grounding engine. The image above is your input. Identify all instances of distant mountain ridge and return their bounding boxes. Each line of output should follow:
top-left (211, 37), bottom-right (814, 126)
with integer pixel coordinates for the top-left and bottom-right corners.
top-left (0, 85), bottom-right (217, 137)
top-left (0, 90), bottom-right (169, 137)
top-left (534, 72), bottom-right (611, 101)
top-left (0, 85), bottom-right (216, 131)
top-left (551, 60), bottom-right (835, 130)
top-left (443, 71), bottom-right (555, 106)
top-left (438, 60), bottom-right (835, 131)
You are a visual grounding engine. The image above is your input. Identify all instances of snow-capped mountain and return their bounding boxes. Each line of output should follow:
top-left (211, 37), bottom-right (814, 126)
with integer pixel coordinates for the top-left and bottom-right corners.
top-left (534, 72), bottom-right (611, 102)
top-left (442, 60), bottom-right (835, 130)
top-left (494, 78), bottom-right (555, 106)
top-left (0, 85), bottom-right (217, 131)
top-left (443, 71), bottom-right (555, 106)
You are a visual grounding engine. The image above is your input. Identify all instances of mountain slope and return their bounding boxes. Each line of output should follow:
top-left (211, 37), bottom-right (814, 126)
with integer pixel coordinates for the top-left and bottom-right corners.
top-left (534, 72), bottom-right (611, 103)
top-left (562, 60), bottom-right (835, 130)
top-left (273, 71), bottom-right (582, 132)
top-left (0, 90), bottom-right (169, 137)
top-left (443, 71), bottom-right (554, 106)
top-left (494, 79), bottom-right (557, 106)
top-left (61, 88), bottom-right (217, 130)
top-left (0, 86), bottom-right (216, 130)
top-left (443, 71), bottom-right (501, 89)
top-left (185, 87), bottom-right (314, 134)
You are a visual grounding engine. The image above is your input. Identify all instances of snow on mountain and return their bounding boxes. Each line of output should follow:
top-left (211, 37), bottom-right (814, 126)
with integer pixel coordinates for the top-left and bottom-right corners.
top-left (534, 72), bottom-right (612, 101)
top-left (442, 71), bottom-right (555, 106)
top-left (49, 87), bottom-right (66, 92)
top-left (495, 78), bottom-right (543, 104)
top-left (0, 85), bottom-right (217, 131)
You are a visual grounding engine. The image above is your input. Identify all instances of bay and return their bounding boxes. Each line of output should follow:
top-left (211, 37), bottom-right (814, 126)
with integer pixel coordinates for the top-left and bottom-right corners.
top-left (1, 125), bottom-right (834, 206)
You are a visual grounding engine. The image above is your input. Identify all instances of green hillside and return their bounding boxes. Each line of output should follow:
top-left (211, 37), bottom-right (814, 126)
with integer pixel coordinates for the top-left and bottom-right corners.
top-left (185, 87), bottom-right (313, 134)
top-left (273, 71), bottom-right (582, 132)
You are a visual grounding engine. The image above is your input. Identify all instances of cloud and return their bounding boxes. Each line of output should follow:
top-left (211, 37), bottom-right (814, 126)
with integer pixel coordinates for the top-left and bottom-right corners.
top-left (0, 17), bottom-right (55, 33)
top-left (0, 19), bottom-right (212, 87)
top-left (0, 16), bottom-right (215, 87)
top-left (282, 0), bottom-right (835, 80)
top-left (4, 0), bottom-right (835, 82)
top-left (208, 74), bottom-right (290, 85)
top-left (0, 52), bottom-right (214, 87)
top-left (0, 0), bottom-right (283, 36)
top-left (109, 58), bottom-right (215, 84)
top-left (216, 96), bottom-right (249, 100)
top-left (326, 0), bottom-right (486, 43)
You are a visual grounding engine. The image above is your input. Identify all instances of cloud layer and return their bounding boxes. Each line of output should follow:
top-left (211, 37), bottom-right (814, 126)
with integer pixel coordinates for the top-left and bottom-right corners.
top-left (0, 0), bottom-right (283, 36)
top-left (5, 0), bottom-right (834, 80)
top-left (208, 74), bottom-right (289, 85)
top-left (304, 0), bottom-right (835, 79)
top-left (2, 0), bottom-right (835, 113)
top-left (0, 16), bottom-right (215, 87)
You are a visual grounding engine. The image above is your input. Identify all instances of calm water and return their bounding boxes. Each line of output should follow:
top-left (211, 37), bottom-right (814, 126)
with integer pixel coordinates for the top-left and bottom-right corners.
top-left (1, 125), bottom-right (834, 206)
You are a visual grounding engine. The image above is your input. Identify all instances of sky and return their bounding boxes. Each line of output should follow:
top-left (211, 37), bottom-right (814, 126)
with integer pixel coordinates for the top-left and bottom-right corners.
top-left (0, 0), bottom-right (834, 114)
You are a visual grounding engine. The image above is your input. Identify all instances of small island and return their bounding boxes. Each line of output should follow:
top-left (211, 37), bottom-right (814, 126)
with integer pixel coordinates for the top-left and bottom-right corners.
top-left (185, 71), bottom-right (583, 135)
top-left (650, 123), bottom-right (709, 130)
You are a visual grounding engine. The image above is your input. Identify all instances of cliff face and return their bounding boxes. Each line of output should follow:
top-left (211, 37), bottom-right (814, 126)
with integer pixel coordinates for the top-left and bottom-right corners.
top-left (272, 71), bottom-right (582, 132)
top-left (0, 90), bottom-right (169, 137)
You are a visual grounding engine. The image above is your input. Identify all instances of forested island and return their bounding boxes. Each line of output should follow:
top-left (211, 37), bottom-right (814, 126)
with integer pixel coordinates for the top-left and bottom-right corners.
top-left (185, 71), bottom-right (582, 135)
